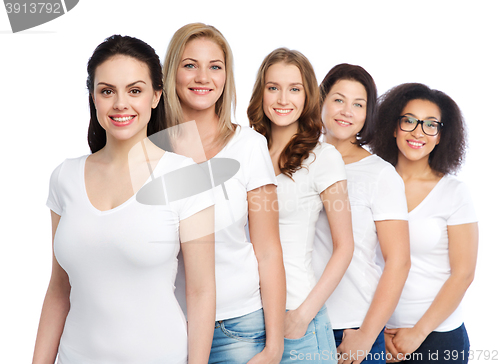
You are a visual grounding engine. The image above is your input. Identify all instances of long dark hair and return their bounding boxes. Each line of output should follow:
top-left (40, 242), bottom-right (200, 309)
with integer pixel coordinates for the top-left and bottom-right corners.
top-left (319, 63), bottom-right (377, 146)
top-left (86, 35), bottom-right (168, 153)
top-left (247, 48), bottom-right (322, 179)
top-left (370, 83), bottom-right (467, 175)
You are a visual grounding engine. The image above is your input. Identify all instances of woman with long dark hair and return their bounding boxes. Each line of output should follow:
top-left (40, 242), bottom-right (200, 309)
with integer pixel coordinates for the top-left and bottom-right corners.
top-left (313, 64), bottom-right (410, 364)
top-left (33, 35), bottom-right (215, 364)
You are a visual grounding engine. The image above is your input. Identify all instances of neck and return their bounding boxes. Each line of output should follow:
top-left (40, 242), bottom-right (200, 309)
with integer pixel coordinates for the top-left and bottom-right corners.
top-left (325, 134), bottom-right (358, 158)
top-left (181, 104), bottom-right (220, 148)
top-left (98, 130), bottom-right (151, 166)
top-left (269, 121), bottom-right (299, 155)
top-left (395, 153), bottom-right (437, 180)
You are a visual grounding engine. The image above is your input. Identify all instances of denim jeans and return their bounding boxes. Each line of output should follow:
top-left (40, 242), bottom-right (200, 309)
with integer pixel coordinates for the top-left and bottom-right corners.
top-left (209, 308), bottom-right (266, 364)
top-left (334, 327), bottom-right (385, 364)
top-left (399, 324), bottom-right (470, 364)
top-left (281, 305), bottom-right (337, 363)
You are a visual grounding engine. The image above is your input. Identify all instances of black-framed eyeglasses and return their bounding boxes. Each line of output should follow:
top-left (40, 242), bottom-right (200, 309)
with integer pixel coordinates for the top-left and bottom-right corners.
top-left (398, 116), bottom-right (443, 136)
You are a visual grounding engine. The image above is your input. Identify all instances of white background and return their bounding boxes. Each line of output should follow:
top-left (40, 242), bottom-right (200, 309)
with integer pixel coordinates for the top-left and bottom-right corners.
top-left (1, 0), bottom-right (499, 361)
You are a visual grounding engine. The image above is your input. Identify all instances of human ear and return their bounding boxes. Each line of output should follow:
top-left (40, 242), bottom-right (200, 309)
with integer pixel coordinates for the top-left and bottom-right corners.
top-left (152, 90), bottom-right (162, 109)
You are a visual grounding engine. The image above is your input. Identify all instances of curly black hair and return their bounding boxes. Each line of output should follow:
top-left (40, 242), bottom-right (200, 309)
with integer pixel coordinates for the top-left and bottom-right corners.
top-left (369, 83), bottom-right (467, 175)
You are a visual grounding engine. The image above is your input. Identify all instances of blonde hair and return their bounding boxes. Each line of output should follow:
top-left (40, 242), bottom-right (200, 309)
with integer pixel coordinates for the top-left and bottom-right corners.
top-left (162, 23), bottom-right (236, 147)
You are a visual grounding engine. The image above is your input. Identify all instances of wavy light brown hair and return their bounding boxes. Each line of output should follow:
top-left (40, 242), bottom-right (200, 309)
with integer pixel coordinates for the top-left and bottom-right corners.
top-left (162, 23), bottom-right (236, 148)
top-left (247, 48), bottom-right (322, 178)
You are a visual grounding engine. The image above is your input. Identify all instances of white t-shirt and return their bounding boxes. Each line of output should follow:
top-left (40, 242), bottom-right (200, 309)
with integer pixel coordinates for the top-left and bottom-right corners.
top-left (387, 175), bottom-right (477, 332)
top-left (175, 126), bottom-right (278, 321)
top-left (276, 142), bottom-right (346, 310)
top-left (46, 152), bottom-right (214, 364)
top-left (313, 154), bottom-right (408, 328)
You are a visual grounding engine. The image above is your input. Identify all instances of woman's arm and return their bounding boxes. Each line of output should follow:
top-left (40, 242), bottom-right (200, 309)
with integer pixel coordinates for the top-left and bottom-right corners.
top-left (337, 220), bottom-right (410, 364)
top-left (32, 211), bottom-right (70, 364)
top-left (386, 222), bottom-right (478, 356)
top-left (286, 180), bottom-right (354, 339)
top-left (247, 184), bottom-right (286, 364)
top-left (180, 206), bottom-right (216, 364)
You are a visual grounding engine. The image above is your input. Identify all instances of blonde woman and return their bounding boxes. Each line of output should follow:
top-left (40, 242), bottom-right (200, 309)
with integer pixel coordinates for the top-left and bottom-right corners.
top-left (163, 23), bottom-right (286, 364)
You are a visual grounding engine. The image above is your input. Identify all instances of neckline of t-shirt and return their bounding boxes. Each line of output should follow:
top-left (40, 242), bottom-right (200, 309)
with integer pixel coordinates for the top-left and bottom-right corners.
top-left (408, 175), bottom-right (447, 215)
top-left (81, 152), bottom-right (170, 215)
top-left (346, 153), bottom-right (377, 166)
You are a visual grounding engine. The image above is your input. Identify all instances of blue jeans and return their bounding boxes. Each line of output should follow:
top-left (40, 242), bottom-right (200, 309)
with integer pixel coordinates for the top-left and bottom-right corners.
top-left (334, 327), bottom-right (385, 364)
top-left (281, 306), bottom-right (337, 363)
top-left (209, 308), bottom-right (266, 364)
top-left (399, 324), bottom-right (470, 363)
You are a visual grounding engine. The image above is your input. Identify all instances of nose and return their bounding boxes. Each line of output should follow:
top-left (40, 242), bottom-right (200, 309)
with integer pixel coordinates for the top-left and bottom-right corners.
top-left (411, 122), bottom-right (425, 138)
top-left (194, 67), bottom-right (209, 83)
top-left (113, 91), bottom-right (128, 110)
top-left (341, 103), bottom-right (353, 117)
top-left (278, 90), bottom-right (288, 105)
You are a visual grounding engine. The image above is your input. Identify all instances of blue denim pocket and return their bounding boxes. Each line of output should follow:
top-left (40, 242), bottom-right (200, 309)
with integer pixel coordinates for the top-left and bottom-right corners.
top-left (219, 309), bottom-right (266, 343)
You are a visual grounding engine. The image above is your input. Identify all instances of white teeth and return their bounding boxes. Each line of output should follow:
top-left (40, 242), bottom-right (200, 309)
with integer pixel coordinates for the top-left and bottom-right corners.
top-left (408, 141), bottom-right (424, 147)
top-left (337, 120), bottom-right (351, 126)
top-left (275, 109), bottom-right (292, 114)
top-left (112, 116), bottom-right (134, 122)
top-left (192, 89), bottom-right (210, 93)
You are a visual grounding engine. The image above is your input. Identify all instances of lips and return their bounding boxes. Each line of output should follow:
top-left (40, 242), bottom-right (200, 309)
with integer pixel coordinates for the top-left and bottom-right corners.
top-left (335, 119), bottom-right (352, 127)
top-left (109, 115), bottom-right (136, 127)
top-left (189, 87), bottom-right (212, 95)
top-left (407, 139), bottom-right (425, 149)
top-left (274, 108), bottom-right (292, 115)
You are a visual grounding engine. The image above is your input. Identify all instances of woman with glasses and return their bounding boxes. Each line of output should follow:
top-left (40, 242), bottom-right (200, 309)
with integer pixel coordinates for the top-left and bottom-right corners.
top-left (312, 64), bottom-right (410, 364)
top-left (370, 83), bottom-right (478, 363)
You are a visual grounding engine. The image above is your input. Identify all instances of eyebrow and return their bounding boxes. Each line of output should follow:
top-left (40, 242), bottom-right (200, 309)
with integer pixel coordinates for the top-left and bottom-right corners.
top-left (181, 57), bottom-right (225, 63)
top-left (265, 81), bottom-right (304, 86)
top-left (403, 113), bottom-right (439, 120)
top-left (332, 92), bottom-right (366, 102)
top-left (96, 80), bottom-right (147, 88)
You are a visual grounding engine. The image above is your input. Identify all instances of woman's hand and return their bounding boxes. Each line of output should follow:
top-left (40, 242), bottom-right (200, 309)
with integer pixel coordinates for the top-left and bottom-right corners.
top-left (284, 309), bottom-right (310, 339)
top-left (385, 328), bottom-right (426, 360)
top-left (337, 328), bottom-right (375, 364)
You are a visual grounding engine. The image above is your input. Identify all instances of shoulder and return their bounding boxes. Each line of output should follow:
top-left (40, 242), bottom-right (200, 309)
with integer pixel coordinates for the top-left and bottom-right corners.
top-left (311, 142), bottom-right (343, 165)
top-left (50, 154), bottom-right (88, 177)
top-left (231, 125), bottom-right (268, 147)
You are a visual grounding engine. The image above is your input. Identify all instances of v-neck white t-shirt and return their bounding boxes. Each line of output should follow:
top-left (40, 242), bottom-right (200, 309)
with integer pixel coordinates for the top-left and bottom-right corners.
top-left (276, 142), bottom-right (346, 310)
top-left (313, 154), bottom-right (408, 328)
top-left (387, 175), bottom-right (477, 332)
top-left (46, 152), bottom-right (214, 364)
top-left (175, 126), bottom-right (278, 321)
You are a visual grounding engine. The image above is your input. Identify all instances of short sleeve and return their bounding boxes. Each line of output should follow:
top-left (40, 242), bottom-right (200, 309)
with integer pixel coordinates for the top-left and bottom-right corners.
top-left (46, 162), bottom-right (64, 215)
top-left (245, 132), bottom-right (277, 192)
top-left (170, 159), bottom-right (215, 221)
top-left (371, 166), bottom-right (409, 221)
top-left (447, 181), bottom-right (477, 225)
top-left (313, 144), bottom-right (347, 193)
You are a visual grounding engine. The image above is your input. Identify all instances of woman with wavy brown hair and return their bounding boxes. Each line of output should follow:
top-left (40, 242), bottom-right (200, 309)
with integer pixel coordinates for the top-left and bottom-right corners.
top-left (248, 48), bottom-right (354, 362)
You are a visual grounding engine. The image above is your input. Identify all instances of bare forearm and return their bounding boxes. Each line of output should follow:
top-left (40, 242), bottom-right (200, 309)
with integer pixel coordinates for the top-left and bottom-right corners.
top-left (360, 258), bottom-right (410, 340)
top-left (186, 288), bottom-right (216, 364)
top-left (299, 243), bottom-right (352, 322)
top-left (413, 274), bottom-right (473, 337)
top-left (32, 289), bottom-right (70, 364)
top-left (258, 246), bottom-right (286, 352)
